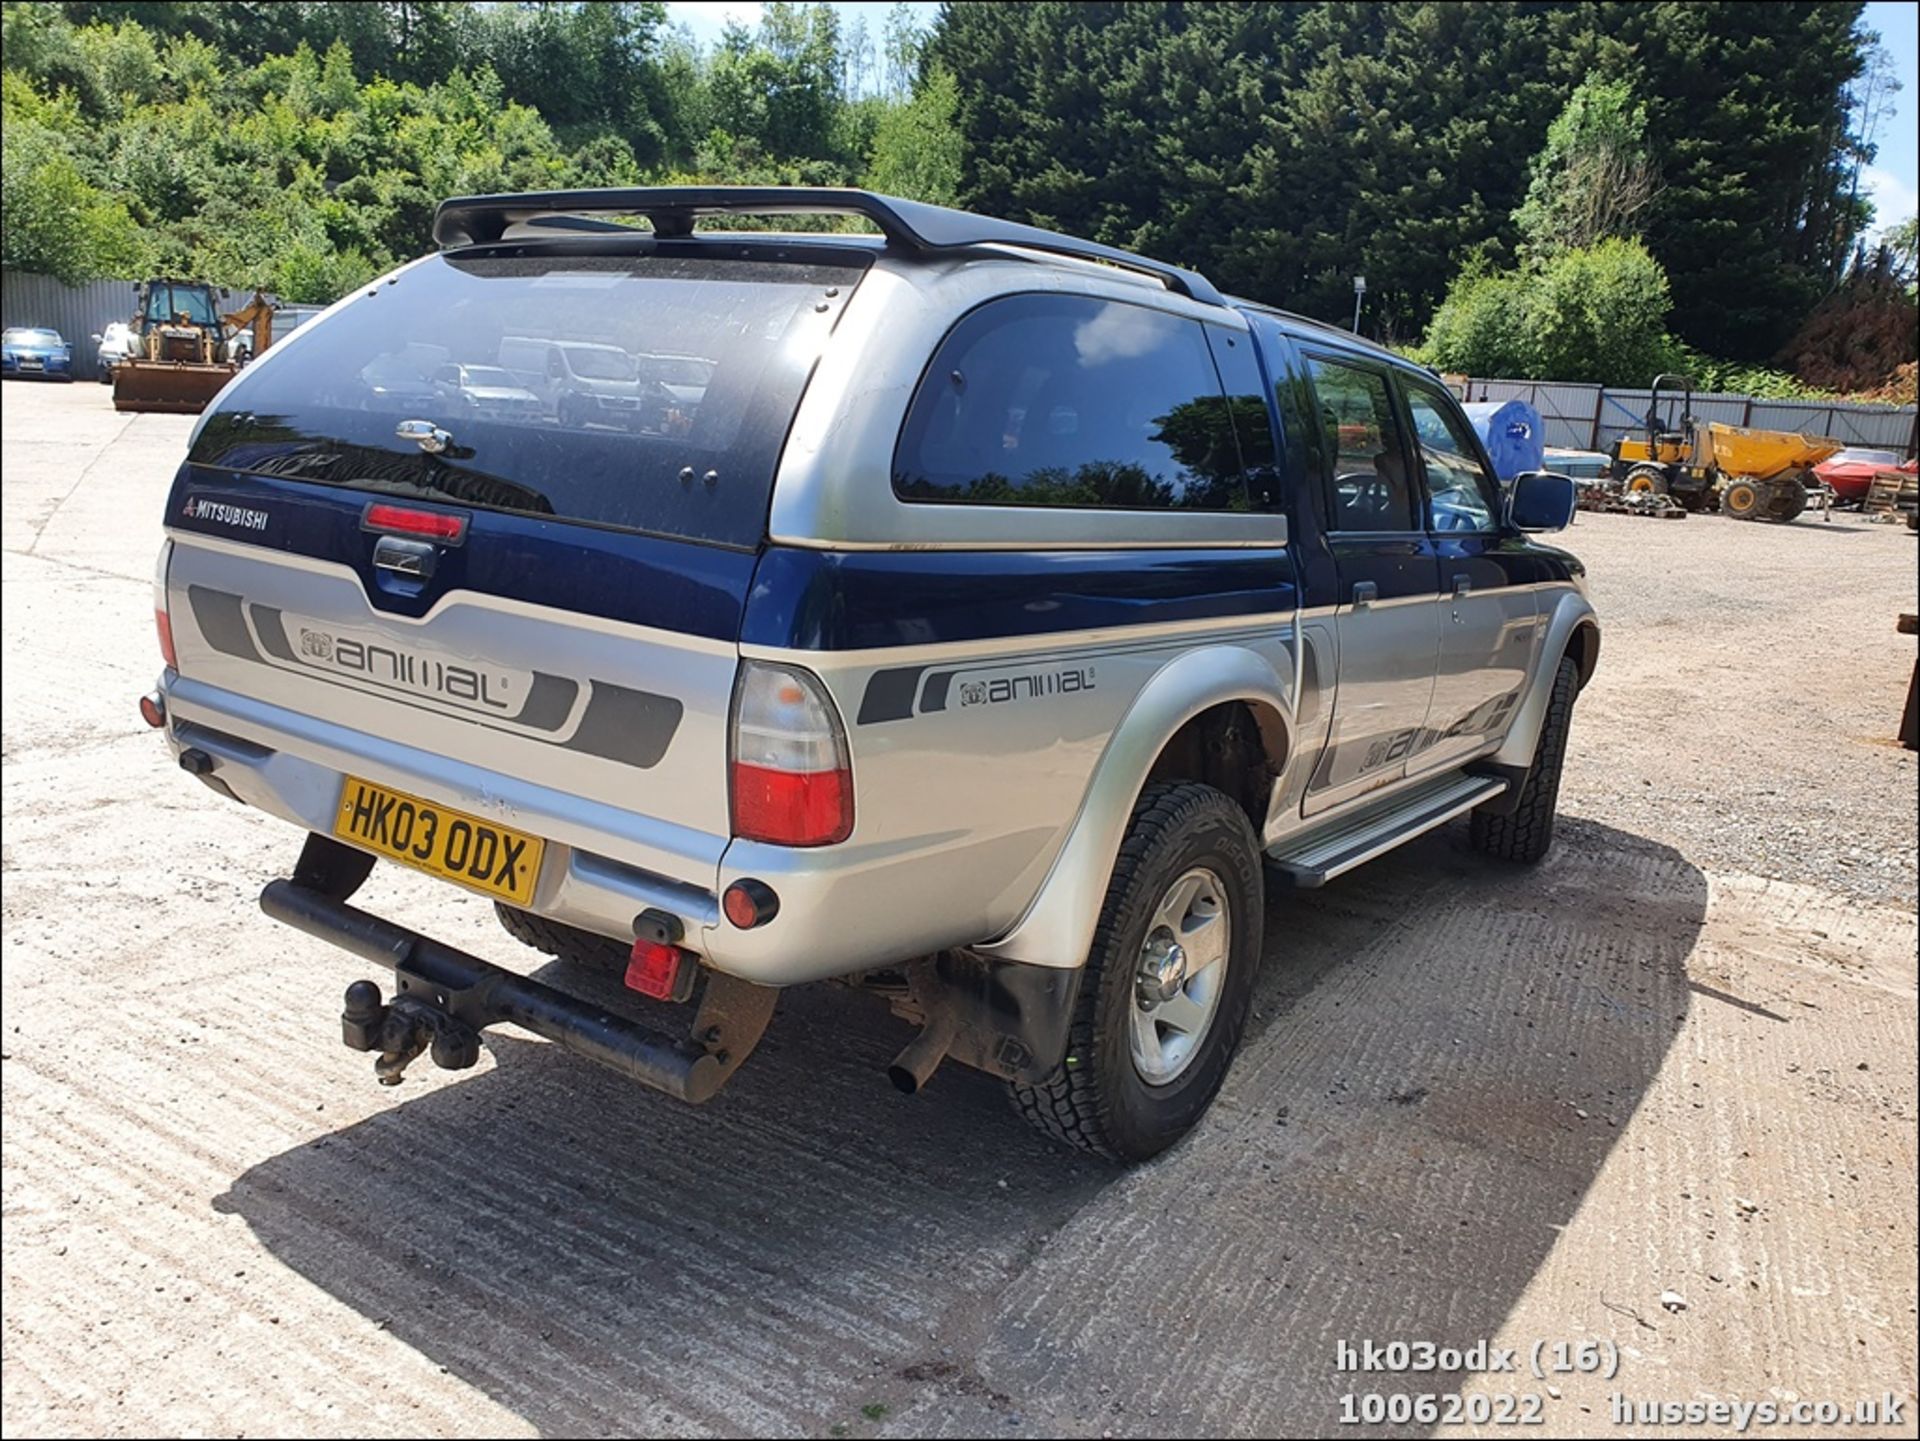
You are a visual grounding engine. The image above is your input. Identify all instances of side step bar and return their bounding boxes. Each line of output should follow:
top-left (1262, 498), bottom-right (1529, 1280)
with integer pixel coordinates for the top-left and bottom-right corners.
top-left (262, 877), bottom-right (746, 1102)
top-left (1267, 773), bottom-right (1508, 887)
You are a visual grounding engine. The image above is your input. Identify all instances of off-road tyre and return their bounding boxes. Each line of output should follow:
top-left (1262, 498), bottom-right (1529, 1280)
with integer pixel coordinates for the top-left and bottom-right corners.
top-left (495, 902), bottom-right (629, 971)
top-left (1767, 476), bottom-right (1809, 524)
top-left (1720, 477), bottom-right (1765, 520)
top-left (1470, 657), bottom-right (1578, 865)
top-left (1623, 465), bottom-right (1669, 496)
top-left (1009, 783), bottom-right (1264, 1163)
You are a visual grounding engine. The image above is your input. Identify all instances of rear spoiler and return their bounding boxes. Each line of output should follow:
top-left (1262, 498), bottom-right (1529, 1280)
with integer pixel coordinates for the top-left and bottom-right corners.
top-left (430, 186), bottom-right (1227, 308)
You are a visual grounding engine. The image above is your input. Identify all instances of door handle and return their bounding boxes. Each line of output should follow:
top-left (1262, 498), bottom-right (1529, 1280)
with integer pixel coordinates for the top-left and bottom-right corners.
top-left (1452, 573), bottom-right (1474, 596)
top-left (1352, 581), bottom-right (1378, 611)
top-left (373, 535), bottom-right (438, 580)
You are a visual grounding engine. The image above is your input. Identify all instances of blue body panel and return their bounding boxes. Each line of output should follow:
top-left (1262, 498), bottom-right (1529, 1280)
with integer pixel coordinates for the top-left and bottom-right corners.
top-left (166, 465), bottom-right (756, 644)
top-left (742, 546), bottom-right (1299, 652)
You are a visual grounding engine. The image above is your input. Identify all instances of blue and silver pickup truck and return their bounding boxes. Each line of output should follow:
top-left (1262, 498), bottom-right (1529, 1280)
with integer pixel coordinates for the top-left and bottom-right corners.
top-left (148, 188), bottom-right (1596, 1161)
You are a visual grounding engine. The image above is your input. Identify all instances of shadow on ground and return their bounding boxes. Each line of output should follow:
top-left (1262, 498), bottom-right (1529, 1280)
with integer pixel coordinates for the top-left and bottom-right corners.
top-left (217, 814), bottom-right (1706, 1437)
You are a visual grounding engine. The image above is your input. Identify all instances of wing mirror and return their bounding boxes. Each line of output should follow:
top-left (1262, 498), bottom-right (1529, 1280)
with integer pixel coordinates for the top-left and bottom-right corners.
top-left (1507, 471), bottom-right (1576, 533)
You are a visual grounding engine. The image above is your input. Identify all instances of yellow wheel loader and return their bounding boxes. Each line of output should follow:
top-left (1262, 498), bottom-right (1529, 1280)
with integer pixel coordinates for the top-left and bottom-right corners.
top-left (1608, 373), bottom-right (1843, 523)
top-left (110, 280), bottom-right (243, 414)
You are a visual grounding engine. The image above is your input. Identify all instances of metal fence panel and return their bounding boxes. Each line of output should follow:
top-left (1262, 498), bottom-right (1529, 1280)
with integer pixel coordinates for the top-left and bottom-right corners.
top-left (0, 272), bottom-right (144, 376)
top-left (1813, 403), bottom-right (1917, 452)
top-left (1525, 382), bottom-right (1601, 449)
top-left (1463, 375), bottom-right (1920, 460)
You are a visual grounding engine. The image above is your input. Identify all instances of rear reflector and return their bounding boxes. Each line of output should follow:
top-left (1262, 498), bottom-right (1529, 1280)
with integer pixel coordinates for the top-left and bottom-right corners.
top-left (731, 763), bottom-right (852, 848)
top-left (155, 608), bottom-right (177, 668)
top-left (722, 878), bottom-right (781, 930)
top-left (363, 502), bottom-right (468, 543)
top-left (138, 691), bottom-right (166, 728)
top-left (624, 939), bottom-right (686, 1001)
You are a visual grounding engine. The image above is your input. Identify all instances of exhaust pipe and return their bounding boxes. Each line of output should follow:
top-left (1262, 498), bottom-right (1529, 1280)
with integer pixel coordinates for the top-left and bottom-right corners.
top-left (887, 959), bottom-right (958, 1094)
top-left (888, 1011), bottom-right (957, 1094)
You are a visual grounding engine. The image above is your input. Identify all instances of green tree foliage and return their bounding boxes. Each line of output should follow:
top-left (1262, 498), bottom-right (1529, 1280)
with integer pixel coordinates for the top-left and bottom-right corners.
top-left (1, 119), bottom-right (148, 282)
top-left (1420, 239), bottom-right (1677, 387)
top-left (0, 1), bottom-right (950, 296)
top-left (2, 0), bottom-right (1889, 388)
top-left (928, 1), bottom-right (1878, 360)
top-left (865, 66), bottom-right (961, 205)
top-left (1885, 217), bottom-right (1919, 294)
top-left (1512, 77), bottom-right (1658, 259)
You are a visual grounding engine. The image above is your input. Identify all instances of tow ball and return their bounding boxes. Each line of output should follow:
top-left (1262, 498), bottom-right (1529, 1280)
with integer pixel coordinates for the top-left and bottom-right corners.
top-left (341, 979), bottom-right (481, 1085)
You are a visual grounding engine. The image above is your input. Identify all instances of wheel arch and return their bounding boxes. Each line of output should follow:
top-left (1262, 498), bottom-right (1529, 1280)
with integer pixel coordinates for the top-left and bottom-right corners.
top-left (975, 643), bottom-right (1293, 971)
top-left (1491, 592), bottom-right (1599, 770)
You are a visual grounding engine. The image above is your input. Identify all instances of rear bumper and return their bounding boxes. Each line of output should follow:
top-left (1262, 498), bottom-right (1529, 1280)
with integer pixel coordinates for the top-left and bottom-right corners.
top-left (162, 672), bottom-right (1039, 987)
top-left (164, 671), bottom-right (729, 956)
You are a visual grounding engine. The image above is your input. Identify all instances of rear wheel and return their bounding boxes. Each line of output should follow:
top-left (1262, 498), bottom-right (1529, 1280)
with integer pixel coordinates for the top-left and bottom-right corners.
top-left (1768, 474), bottom-right (1809, 523)
top-left (1470, 657), bottom-right (1578, 865)
top-left (1623, 465), bottom-right (1669, 496)
top-left (494, 902), bottom-right (629, 972)
top-left (1009, 783), bottom-right (1264, 1162)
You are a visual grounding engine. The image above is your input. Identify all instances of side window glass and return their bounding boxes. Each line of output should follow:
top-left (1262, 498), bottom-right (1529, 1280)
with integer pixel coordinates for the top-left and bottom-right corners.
top-left (1403, 384), bottom-right (1500, 532)
top-left (1304, 356), bottom-right (1415, 531)
top-left (1206, 326), bottom-right (1281, 511)
top-left (894, 293), bottom-right (1248, 511)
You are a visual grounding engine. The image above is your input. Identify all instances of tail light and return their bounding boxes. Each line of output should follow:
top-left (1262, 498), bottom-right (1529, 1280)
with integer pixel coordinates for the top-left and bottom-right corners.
top-left (729, 661), bottom-right (853, 846)
top-left (154, 540), bottom-right (176, 667)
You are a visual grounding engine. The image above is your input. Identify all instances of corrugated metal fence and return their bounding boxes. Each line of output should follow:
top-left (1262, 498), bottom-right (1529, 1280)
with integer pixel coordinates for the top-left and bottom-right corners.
top-left (1454, 376), bottom-right (1918, 458)
top-left (0, 272), bottom-right (148, 376)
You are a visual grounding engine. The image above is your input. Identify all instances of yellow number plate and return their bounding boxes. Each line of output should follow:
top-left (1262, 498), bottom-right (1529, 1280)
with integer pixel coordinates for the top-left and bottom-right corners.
top-left (335, 776), bottom-right (543, 906)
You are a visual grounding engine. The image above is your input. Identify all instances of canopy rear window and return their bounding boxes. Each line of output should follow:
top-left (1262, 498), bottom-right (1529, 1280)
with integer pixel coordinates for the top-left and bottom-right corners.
top-left (191, 250), bottom-right (864, 548)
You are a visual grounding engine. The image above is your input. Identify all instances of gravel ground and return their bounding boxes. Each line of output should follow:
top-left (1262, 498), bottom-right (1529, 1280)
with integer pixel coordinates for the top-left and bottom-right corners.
top-left (3, 380), bottom-right (1916, 1438)
top-left (1553, 509), bottom-right (1919, 909)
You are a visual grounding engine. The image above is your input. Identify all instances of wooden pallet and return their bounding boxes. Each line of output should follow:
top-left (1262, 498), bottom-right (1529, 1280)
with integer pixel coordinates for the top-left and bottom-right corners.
top-left (1863, 468), bottom-right (1918, 514)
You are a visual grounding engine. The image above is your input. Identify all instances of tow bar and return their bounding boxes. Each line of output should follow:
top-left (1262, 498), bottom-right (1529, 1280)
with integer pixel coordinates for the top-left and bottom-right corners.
top-left (261, 835), bottom-right (775, 1103)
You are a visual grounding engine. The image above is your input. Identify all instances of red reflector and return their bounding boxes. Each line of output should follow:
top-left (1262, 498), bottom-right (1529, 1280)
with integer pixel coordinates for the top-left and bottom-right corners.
top-left (155, 608), bottom-right (177, 668)
top-left (730, 763), bottom-right (852, 847)
top-left (364, 502), bottom-right (466, 543)
top-left (723, 879), bottom-right (780, 929)
top-left (138, 691), bottom-right (166, 728)
top-left (624, 939), bottom-right (684, 1000)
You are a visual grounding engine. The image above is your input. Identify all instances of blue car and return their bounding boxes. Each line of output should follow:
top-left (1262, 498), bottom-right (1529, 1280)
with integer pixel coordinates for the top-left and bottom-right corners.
top-left (1, 327), bottom-right (74, 381)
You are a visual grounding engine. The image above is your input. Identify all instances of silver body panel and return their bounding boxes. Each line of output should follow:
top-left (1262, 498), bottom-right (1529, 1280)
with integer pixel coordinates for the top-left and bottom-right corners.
top-left (770, 257), bottom-right (1287, 552)
top-left (157, 243), bottom-right (1596, 987)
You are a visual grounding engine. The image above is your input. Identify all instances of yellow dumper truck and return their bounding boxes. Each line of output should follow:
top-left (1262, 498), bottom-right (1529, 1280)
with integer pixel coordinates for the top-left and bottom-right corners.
top-left (1610, 373), bottom-right (1843, 523)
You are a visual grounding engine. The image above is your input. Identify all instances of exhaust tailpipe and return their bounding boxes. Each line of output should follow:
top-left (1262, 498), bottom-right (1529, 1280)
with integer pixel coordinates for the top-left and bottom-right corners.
top-left (888, 960), bottom-right (958, 1094)
top-left (888, 1012), bottom-right (957, 1094)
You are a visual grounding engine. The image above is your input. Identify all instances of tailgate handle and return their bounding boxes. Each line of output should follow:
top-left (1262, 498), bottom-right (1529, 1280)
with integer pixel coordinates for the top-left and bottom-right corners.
top-left (372, 536), bottom-right (438, 580)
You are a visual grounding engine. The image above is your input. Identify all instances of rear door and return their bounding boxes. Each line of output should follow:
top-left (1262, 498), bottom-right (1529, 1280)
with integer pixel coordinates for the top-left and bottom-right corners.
top-left (164, 244), bottom-right (864, 877)
top-left (1298, 352), bottom-right (1441, 815)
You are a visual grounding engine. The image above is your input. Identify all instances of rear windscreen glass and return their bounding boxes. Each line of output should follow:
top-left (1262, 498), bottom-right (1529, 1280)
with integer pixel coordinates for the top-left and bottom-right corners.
top-left (190, 251), bottom-right (864, 548)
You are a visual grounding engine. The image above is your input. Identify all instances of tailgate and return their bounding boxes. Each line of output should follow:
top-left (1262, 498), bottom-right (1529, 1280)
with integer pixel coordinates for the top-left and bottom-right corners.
top-left (164, 468), bottom-right (755, 887)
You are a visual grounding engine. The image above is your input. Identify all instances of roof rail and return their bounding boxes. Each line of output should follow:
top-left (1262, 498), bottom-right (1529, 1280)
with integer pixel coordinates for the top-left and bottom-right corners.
top-left (1228, 296), bottom-right (1414, 363)
top-left (432, 186), bottom-right (1227, 307)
